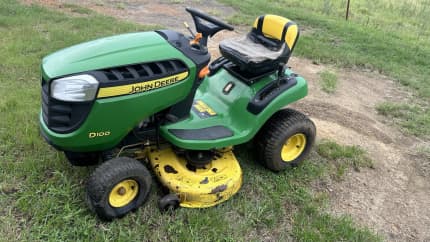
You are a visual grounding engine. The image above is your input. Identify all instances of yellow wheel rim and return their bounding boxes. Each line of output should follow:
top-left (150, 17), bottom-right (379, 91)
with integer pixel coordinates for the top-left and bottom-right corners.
top-left (281, 133), bottom-right (306, 162)
top-left (108, 179), bottom-right (139, 208)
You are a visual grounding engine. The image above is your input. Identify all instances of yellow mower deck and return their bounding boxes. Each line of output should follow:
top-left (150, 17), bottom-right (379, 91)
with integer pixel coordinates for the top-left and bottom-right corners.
top-left (146, 147), bottom-right (242, 208)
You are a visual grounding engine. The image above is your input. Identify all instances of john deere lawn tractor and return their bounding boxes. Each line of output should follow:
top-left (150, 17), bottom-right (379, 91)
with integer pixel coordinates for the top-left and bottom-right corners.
top-left (40, 8), bottom-right (316, 220)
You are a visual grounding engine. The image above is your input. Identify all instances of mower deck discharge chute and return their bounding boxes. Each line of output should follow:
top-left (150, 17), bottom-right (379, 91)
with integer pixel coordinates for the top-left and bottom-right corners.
top-left (40, 7), bottom-right (316, 220)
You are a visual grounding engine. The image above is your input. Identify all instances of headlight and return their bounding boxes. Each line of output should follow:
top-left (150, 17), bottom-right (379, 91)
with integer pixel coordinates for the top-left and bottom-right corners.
top-left (51, 74), bottom-right (99, 102)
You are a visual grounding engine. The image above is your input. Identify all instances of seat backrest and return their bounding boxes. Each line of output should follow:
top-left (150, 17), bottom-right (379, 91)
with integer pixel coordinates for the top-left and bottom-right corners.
top-left (252, 15), bottom-right (299, 53)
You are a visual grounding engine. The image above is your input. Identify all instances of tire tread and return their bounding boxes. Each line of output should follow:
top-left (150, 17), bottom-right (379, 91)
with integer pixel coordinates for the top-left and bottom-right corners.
top-left (256, 108), bottom-right (316, 171)
top-left (86, 157), bottom-right (151, 220)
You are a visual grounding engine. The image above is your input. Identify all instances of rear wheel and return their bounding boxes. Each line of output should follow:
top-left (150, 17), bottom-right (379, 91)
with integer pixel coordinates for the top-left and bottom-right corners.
top-left (86, 157), bottom-right (152, 220)
top-left (256, 109), bottom-right (316, 172)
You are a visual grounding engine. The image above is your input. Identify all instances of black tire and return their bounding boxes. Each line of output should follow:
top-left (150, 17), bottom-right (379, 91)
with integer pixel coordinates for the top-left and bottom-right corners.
top-left (256, 108), bottom-right (316, 172)
top-left (158, 193), bottom-right (180, 212)
top-left (64, 151), bottom-right (100, 166)
top-left (86, 157), bottom-right (152, 220)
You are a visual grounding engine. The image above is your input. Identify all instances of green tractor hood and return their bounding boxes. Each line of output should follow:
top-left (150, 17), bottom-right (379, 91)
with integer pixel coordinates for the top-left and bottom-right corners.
top-left (41, 31), bottom-right (186, 80)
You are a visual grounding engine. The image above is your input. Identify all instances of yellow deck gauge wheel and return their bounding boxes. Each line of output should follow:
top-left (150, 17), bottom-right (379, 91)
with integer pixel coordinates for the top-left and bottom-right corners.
top-left (281, 133), bottom-right (306, 162)
top-left (109, 179), bottom-right (139, 207)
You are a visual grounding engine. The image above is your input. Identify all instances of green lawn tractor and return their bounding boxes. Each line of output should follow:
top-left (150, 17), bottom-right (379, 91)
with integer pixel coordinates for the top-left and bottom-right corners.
top-left (40, 8), bottom-right (316, 220)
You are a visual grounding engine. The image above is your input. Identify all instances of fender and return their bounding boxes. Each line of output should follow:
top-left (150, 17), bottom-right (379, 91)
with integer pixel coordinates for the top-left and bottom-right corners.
top-left (159, 67), bottom-right (307, 150)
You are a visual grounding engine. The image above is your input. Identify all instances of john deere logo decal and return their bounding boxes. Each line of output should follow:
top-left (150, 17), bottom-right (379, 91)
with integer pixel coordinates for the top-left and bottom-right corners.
top-left (128, 75), bottom-right (180, 94)
top-left (97, 71), bottom-right (189, 98)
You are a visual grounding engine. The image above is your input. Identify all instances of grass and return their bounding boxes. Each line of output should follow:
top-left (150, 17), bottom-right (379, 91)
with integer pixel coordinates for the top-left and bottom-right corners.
top-left (317, 140), bottom-right (374, 179)
top-left (0, 2), bottom-right (381, 240)
top-left (417, 146), bottom-right (430, 160)
top-left (220, 0), bottom-right (430, 138)
top-left (62, 3), bottom-right (93, 15)
top-left (319, 70), bottom-right (338, 94)
top-left (376, 102), bottom-right (430, 138)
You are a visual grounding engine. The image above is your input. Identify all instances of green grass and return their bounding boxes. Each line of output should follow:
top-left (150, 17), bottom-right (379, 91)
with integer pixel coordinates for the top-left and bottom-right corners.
top-left (417, 145), bottom-right (430, 160)
top-left (319, 70), bottom-right (338, 94)
top-left (62, 3), bottom-right (93, 15)
top-left (317, 140), bottom-right (374, 179)
top-left (376, 102), bottom-right (430, 138)
top-left (0, 1), bottom-right (381, 241)
top-left (220, 0), bottom-right (430, 138)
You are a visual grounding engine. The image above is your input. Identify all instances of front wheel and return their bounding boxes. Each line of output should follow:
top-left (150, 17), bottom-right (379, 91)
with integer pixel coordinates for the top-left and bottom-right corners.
top-left (158, 193), bottom-right (180, 212)
top-left (86, 157), bottom-right (152, 220)
top-left (256, 109), bottom-right (316, 172)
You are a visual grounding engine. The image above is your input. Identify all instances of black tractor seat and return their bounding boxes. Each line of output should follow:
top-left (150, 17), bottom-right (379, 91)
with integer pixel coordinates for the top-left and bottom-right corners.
top-left (219, 14), bottom-right (299, 75)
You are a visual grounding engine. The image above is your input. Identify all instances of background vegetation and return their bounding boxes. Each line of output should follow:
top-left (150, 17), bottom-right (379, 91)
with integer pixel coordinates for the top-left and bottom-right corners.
top-left (222, 0), bottom-right (430, 138)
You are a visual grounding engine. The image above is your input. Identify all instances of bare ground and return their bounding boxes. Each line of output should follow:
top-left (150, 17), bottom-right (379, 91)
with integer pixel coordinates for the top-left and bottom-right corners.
top-left (22, 0), bottom-right (430, 241)
top-left (289, 58), bottom-right (430, 241)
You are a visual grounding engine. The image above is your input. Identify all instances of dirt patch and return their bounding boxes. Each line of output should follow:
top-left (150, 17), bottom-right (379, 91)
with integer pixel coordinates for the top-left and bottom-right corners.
top-left (289, 57), bottom-right (430, 241)
top-left (297, 100), bottom-right (394, 144)
top-left (22, 1), bottom-right (430, 241)
top-left (414, 145), bottom-right (430, 178)
top-left (22, 0), bottom-right (239, 31)
top-left (22, 0), bottom-right (243, 58)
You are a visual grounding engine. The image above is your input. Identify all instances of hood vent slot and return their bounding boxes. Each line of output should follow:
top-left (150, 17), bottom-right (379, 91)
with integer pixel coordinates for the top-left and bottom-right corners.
top-left (91, 59), bottom-right (188, 84)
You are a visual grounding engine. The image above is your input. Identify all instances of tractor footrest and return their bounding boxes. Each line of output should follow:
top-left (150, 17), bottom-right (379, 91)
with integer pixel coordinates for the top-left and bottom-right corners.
top-left (168, 126), bottom-right (233, 140)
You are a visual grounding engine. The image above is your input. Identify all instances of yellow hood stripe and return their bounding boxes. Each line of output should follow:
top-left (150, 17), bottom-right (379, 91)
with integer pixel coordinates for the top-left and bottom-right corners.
top-left (97, 71), bottom-right (189, 98)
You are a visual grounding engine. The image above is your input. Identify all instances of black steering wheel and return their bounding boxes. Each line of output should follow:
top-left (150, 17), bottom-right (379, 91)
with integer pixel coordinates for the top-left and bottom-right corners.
top-left (185, 7), bottom-right (234, 46)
